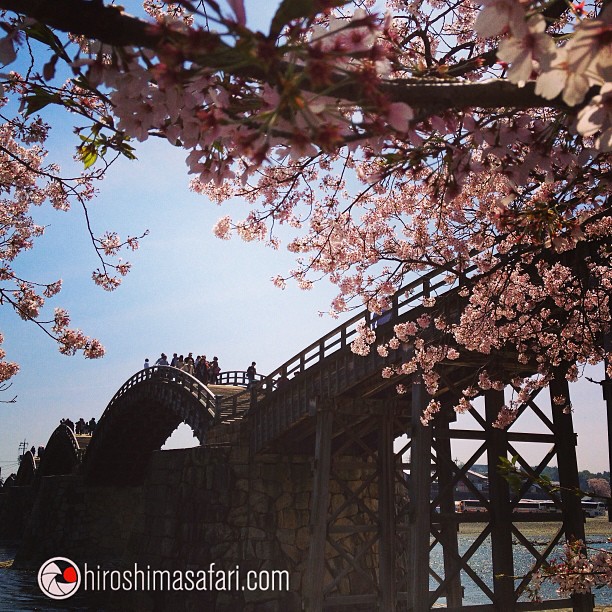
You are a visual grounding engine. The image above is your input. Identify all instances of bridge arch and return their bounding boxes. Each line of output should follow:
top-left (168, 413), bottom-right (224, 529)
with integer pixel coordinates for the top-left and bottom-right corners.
top-left (14, 450), bottom-right (36, 486)
top-left (82, 367), bottom-right (216, 485)
top-left (35, 424), bottom-right (81, 482)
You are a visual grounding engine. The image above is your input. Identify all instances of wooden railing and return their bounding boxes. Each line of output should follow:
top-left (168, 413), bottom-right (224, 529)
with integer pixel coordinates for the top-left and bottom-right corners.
top-left (256, 267), bottom-right (465, 394)
top-left (216, 371), bottom-right (266, 387)
top-left (104, 366), bottom-right (217, 421)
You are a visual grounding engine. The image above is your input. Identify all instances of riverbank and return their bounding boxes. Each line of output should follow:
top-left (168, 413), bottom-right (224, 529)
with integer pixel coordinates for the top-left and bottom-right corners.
top-left (459, 515), bottom-right (612, 539)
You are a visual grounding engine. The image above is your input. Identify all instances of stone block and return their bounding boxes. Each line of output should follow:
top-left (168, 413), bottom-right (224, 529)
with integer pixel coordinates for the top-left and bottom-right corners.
top-left (249, 491), bottom-right (272, 514)
top-left (255, 541), bottom-right (275, 560)
top-left (294, 492), bottom-right (310, 510)
top-left (277, 509), bottom-right (298, 530)
top-left (232, 463), bottom-right (251, 479)
top-left (276, 528), bottom-right (295, 546)
top-left (294, 527), bottom-right (310, 551)
top-left (227, 506), bottom-right (249, 527)
top-left (280, 542), bottom-right (300, 564)
top-left (247, 527), bottom-right (267, 540)
top-left (274, 492), bottom-right (292, 512)
top-left (261, 463), bottom-right (289, 481)
top-left (230, 446), bottom-right (250, 463)
top-left (234, 478), bottom-right (250, 492)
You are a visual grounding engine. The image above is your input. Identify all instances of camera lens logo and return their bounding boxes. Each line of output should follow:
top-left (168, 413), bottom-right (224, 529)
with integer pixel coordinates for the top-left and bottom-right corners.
top-left (38, 557), bottom-right (81, 600)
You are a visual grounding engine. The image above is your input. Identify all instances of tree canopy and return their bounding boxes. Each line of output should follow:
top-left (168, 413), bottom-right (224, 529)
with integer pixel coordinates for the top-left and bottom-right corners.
top-left (0, 0), bottom-right (610, 421)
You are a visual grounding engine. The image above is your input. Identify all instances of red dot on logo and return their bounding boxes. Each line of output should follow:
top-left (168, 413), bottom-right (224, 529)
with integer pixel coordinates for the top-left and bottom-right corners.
top-left (63, 567), bottom-right (78, 583)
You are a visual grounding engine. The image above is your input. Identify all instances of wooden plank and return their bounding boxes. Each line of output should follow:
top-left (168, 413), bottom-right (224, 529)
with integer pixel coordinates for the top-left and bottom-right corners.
top-left (328, 525), bottom-right (378, 534)
top-left (379, 406), bottom-right (396, 611)
top-left (305, 400), bottom-right (333, 612)
top-left (604, 329), bottom-right (612, 523)
top-left (436, 429), bottom-right (556, 443)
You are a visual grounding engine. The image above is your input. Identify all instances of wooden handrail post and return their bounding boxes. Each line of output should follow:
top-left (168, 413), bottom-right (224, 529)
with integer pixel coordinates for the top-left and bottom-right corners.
top-left (214, 395), bottom-right (221, 423)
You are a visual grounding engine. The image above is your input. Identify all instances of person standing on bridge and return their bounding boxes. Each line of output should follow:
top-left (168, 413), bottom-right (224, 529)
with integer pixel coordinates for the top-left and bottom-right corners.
top-left (143, 358), bottom-right (150, 369)
top-left (210, 356), bottom-right (220, 383)
top-left (196, 356), bottom-right (209, 383)
top-left (247, 362), bottom-right (257, 387)
top-left (155, 353), bottom-right (168, 366)
top-left (182, 353), bottom-right (195, 375)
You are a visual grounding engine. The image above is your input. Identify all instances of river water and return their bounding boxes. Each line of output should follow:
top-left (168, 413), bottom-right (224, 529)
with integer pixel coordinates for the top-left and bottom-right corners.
top-left (1, 538), bottom-right (611, 609)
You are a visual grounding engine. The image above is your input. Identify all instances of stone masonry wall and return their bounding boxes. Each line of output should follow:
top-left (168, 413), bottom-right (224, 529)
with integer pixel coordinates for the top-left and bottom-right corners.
top-left (11, 419), bottom-right (383, 611)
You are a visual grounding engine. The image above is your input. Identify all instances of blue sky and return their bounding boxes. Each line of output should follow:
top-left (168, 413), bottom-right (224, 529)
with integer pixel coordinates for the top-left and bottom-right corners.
top-left (0, 1), bottom-right (609, 477)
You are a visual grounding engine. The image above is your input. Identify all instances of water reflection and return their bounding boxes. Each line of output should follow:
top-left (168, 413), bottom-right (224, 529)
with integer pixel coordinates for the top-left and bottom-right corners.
top-left (0, 545), bottom-right (108, 611)
top-left (2, 538), bottom-right (611, 609)
top-left (429, 536), bottom-right (612, 606)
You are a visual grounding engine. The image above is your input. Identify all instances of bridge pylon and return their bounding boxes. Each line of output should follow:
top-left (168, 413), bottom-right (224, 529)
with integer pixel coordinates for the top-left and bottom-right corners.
top-left (292, 368), bottom-right (595, 611)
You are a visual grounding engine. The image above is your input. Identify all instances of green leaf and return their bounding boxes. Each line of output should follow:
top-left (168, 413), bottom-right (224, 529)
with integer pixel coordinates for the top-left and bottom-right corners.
top-left (22, 90), bottom-right (60, 116)
top-left (23, 22), bottom-right (70, 61)
top-left (77, 144), bottom-right (98, 169)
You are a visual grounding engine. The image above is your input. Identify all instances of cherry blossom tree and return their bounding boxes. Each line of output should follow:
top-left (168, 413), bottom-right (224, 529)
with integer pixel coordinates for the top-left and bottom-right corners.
top-left (0, 0), bottom-right (610, 598)
top-left (0, 0), bottom-right (609, 409)
top-left (0, 28), bottom-right (146, 382)
top-left (587, 476), bottom-right (611, 497)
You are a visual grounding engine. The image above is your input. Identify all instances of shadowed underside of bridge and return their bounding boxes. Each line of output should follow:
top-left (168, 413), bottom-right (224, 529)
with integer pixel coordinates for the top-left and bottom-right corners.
top-left (82, 368), bottom-right (218, 485)
top-left (14, 450), bottom-right (36, 486)
top-left (34, 424), bottom-right (81, 482)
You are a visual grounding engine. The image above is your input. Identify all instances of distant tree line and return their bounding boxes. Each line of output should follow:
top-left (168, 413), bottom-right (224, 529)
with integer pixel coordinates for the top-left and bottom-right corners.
top-left (470, 464), bottom-right (610, 497)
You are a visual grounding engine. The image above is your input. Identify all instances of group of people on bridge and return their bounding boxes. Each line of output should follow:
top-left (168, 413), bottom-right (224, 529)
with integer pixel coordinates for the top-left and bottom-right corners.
top-left (144, 353), bottom-right (221, 384)
top-left (60, 417), bottom-right (97, 435)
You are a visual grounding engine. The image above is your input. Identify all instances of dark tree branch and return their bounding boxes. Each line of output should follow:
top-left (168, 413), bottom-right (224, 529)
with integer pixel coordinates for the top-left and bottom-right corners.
top-left (0, 0), bottom-right (586, 114)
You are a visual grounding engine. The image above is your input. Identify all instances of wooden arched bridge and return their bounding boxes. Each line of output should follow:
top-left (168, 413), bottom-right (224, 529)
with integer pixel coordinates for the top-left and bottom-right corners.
top-left (12, 268), bottom-right (612, 612)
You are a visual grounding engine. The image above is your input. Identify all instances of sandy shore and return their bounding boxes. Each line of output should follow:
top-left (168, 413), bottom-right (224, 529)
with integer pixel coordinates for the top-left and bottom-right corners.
top-left (458, 515), bottom-right (612, 539)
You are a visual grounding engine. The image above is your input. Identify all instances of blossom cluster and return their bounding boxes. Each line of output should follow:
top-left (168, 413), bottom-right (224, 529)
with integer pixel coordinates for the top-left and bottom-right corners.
top-left (0, 86), bottom-right (121, 375)
top-left (0, 0), bottom-right (609, 421)
top-left (532, 540), bottom-right (612, 597)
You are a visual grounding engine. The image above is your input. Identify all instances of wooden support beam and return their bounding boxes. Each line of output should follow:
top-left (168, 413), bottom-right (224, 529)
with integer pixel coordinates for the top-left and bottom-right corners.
top-left (305, 400), bottom-right (333, 612)
top-left (408, 377), bottom-right (433, 611)
top-left (379, 405), bottom-right (397, 611)
top-left (433, 401), bottom-right (463, 607)
top-left (604, 329), bottom-right (612, 523)
top-left (549, 377), bottom-right (594, 612)
top-left (485, 389), bottom-right (515, 611)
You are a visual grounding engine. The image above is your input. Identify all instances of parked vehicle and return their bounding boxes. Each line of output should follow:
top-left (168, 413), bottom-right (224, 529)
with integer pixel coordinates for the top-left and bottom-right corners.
top-left (581, 500), bottom-right (605, 518)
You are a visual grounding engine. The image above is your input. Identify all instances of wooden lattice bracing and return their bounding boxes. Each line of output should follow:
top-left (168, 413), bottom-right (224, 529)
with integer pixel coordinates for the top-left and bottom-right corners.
top-left (298, 369), bottom-right (596, 611)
